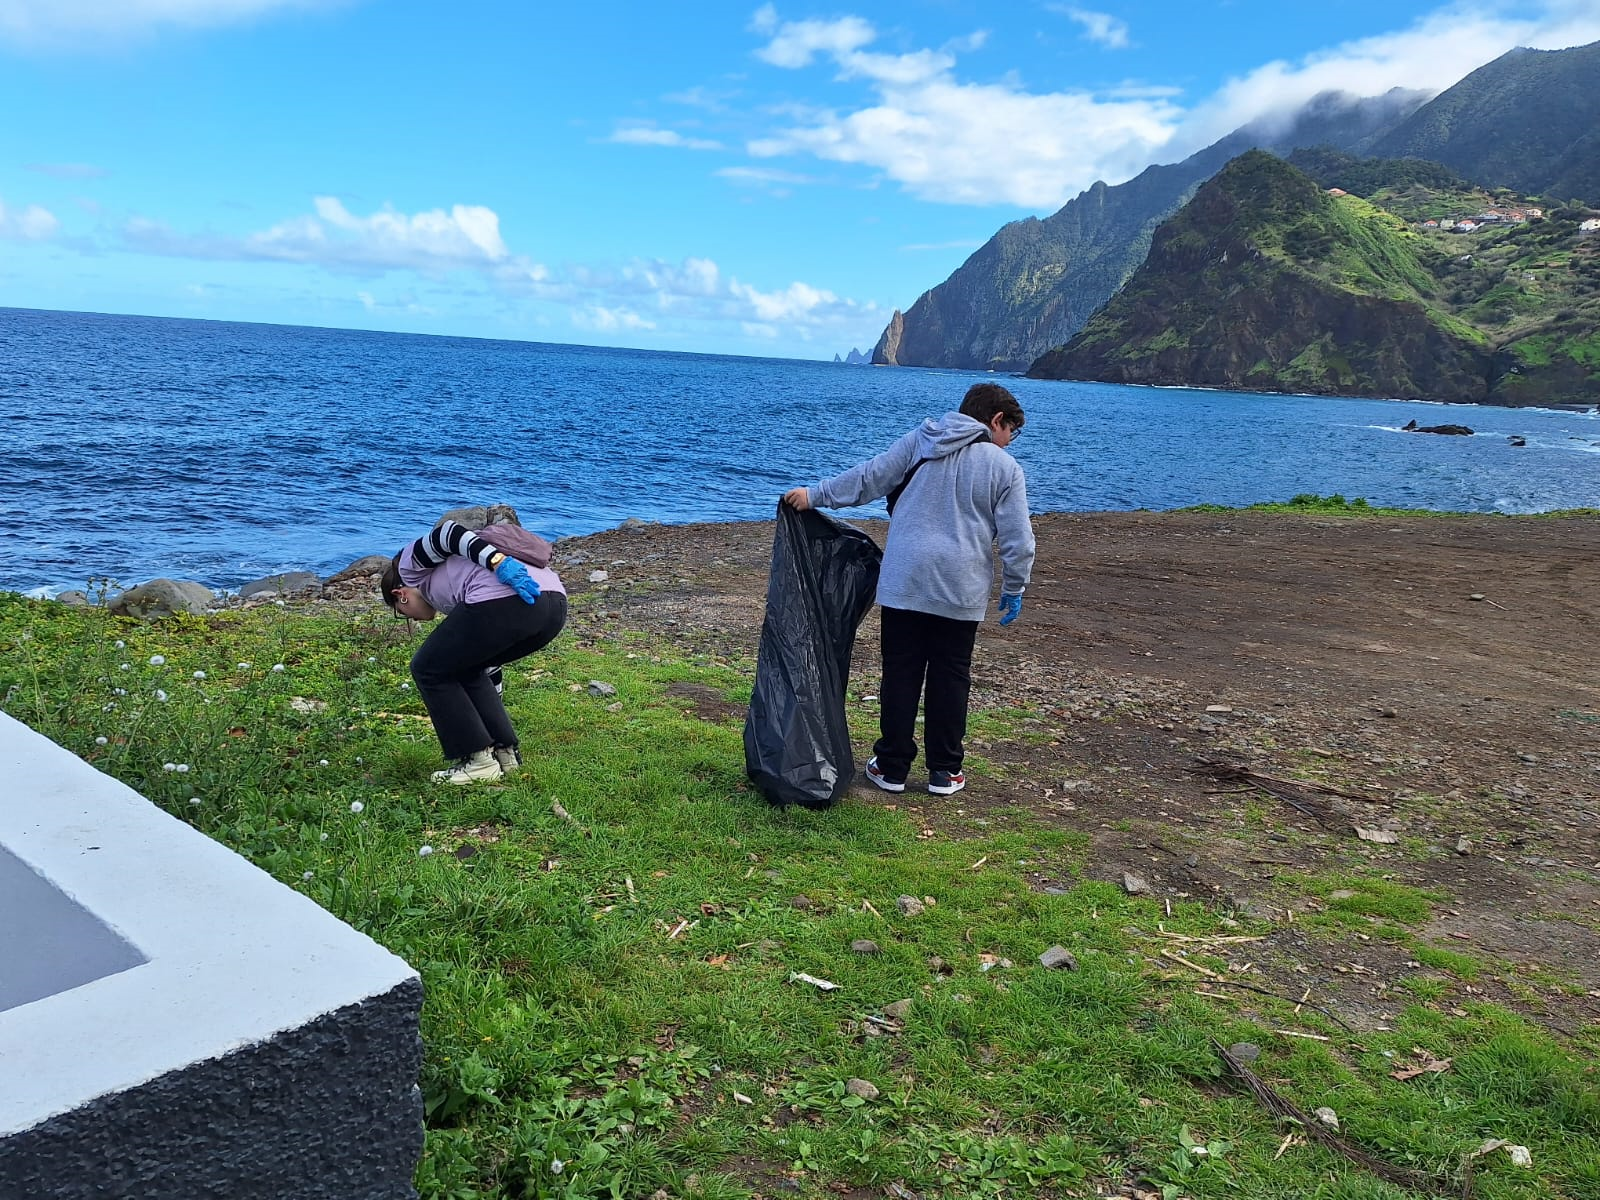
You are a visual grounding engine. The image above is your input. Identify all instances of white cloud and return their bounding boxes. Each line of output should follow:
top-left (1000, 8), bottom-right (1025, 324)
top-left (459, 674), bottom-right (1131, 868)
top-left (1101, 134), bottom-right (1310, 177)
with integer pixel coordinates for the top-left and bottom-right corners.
top-left (746, 10), bottom-right (1180, 207)
top-left (716, 166), bottom-right (818, 192)
top-left (750, 7), bottom-right (874, 67)
top-left (729, 278), bottom-right (836, 323)
top-left (0, 198), bottom-right (59, 239)
top-left (1054, 6), bottom-right (1131, 50)
top-left (125, 197), bottom-right (513, 273)
top-left (572, 305), bottom-right (656, 333)
top-left (0, 0), bottom-right (341, 45)
top-left (112, 192), bottom-right (879, 344)
top-left (608, 126), bottom-right (725, 151)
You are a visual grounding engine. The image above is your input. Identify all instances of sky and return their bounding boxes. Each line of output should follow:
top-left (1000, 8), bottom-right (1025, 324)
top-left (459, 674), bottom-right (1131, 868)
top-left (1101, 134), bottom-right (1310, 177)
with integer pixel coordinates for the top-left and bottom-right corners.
top-left (3, 1), bottom-right (1599, 361)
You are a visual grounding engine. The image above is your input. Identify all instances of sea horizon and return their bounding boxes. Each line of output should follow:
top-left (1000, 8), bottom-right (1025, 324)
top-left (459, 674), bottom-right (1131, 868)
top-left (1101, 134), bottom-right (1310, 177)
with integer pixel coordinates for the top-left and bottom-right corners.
top-left (3, 307), bottom-right (1596, 597)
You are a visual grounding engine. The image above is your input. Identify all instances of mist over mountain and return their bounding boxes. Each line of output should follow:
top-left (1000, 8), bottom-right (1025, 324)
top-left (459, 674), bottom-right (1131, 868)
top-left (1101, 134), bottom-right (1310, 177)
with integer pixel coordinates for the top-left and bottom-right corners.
top-left (1363, 41), bottom-right (1600, 207)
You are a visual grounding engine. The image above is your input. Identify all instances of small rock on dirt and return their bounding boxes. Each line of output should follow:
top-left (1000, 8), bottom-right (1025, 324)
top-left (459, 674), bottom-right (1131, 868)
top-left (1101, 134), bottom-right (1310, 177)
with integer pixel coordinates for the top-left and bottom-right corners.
top-left (1455, 836), bottom-right (1473, 855)
top-left (1122, 872), bottom-right (1151, 895)
top-left (896, 895), bottom-right (926, 917)
top-left (790, 895), bottom-right (814, 910)
top-left (588, 569), bottom-right (609, 583)
top-left (1039, 945), bottom-right (1079, 970)
top-left (883, 999), bottom-right (912, 1020)
top-left (845, 1078), bottom-right (880, 1101)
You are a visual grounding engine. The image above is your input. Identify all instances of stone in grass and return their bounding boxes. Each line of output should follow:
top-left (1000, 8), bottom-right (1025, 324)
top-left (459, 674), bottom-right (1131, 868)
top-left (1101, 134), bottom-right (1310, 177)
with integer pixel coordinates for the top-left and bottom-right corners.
top-left (845, 1078), bottom-right (880, 1101)
top-left (109, 578), bottom-right (216, 618)
top-left (1314, 1106), bottom-right (1340, 1131)
top-left (896, 895), bottom-right (926, 917)
top-left (1228, 1042), bottom-right (1262, 1063)
top-left (851, 939), bottom-right (881, 955)
top-left (1122, 872), bottom-right (1151, 896)
top-left (791, 895), bottom-right (815, 911)
top-left (587, 680), bottom-right (618, 697)
top-left (1038, 945), bottom-right (1079, 971)
top-left (883, 999), bottom-right (912, 1021)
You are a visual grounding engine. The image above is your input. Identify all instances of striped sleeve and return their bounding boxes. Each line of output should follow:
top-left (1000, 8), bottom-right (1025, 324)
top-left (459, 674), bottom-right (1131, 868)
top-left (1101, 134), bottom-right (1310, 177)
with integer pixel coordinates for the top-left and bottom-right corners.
top-left (409, 520), bottom-right (500, 570)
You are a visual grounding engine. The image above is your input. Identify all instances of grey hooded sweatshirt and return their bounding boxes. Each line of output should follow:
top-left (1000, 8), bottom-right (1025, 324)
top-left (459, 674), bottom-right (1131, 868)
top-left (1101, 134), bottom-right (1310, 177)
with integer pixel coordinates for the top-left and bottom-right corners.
top-left (810, 411), bottom-right (1035, 622)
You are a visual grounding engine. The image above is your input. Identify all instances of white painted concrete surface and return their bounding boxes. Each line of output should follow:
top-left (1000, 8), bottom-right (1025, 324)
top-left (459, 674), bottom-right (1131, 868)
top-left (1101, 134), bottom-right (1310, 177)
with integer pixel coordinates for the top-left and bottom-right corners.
top-left (0, 711), bottom-right (418, 1135)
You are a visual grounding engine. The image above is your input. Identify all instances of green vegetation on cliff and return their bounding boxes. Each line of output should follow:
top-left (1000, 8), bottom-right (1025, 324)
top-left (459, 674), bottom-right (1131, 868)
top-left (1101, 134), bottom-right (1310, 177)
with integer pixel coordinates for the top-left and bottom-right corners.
top-left (1029, 150), bottom-right (1600, 405)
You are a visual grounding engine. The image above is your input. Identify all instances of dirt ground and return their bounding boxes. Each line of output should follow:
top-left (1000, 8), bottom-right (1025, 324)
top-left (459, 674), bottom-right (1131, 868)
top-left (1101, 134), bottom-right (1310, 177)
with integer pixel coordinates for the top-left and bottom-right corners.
top-left (550, 510), bottom-right (1600, 1037)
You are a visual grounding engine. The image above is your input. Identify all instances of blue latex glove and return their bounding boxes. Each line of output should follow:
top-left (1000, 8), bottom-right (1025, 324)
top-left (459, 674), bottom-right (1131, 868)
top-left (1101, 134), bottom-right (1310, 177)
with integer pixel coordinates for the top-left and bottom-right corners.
top-left (494, 555), bottom-right (541, 604)
top-left (998, 593), bottom-right (1023, 626)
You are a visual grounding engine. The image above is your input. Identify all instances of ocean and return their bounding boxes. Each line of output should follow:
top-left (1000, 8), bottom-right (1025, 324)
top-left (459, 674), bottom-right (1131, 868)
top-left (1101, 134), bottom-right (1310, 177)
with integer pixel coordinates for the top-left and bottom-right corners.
top-left (2, 306), bottom-right (1595, 597)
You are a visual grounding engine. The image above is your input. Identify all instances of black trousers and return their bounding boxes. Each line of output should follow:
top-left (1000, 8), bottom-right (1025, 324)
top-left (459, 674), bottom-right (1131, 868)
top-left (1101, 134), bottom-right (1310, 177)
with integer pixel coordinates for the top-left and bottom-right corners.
top-left (411, 592), bottom-right (567, 760)
top-left (872, 606), bottom-right (980, 780)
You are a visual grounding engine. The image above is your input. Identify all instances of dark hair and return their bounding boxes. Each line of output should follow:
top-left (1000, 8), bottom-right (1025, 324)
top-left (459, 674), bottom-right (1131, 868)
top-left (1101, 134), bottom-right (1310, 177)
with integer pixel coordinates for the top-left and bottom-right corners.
top-left (959, 382), bottom-right (1024, 431)
top-left (379, 554), bottom-right (402, 608)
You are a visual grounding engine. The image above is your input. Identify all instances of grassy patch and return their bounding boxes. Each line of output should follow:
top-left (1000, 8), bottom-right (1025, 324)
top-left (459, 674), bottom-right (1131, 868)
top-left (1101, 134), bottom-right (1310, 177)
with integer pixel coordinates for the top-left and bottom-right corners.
top-left (4, 593), bottom-right (1599, 1199)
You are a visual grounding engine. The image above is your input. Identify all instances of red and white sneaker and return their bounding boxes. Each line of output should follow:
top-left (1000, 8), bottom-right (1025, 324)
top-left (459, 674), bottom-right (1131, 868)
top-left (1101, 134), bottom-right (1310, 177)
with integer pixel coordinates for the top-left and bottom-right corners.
top-left (928, 769), bottom-right (966, 796)
top-left (864, 757), bottom-right (906, 793)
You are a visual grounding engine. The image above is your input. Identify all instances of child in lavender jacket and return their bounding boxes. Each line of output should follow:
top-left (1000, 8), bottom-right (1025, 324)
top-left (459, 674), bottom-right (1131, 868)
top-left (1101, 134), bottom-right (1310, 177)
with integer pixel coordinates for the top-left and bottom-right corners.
top-left (380, 519), bottom-right (567, 784)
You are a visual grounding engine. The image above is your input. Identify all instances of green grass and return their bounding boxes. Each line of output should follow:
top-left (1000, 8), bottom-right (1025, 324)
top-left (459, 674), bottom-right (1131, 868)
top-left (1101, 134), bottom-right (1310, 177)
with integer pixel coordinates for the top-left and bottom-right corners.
top-left (4, 592), bottom-right (1599, 1199)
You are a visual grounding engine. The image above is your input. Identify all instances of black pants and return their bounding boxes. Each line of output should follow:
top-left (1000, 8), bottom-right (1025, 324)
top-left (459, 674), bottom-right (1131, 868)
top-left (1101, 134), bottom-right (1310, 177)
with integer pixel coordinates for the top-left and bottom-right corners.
top-left (872, 606), bottom-right (979, 780)
top-left (411, 592), bottom-right (567, 760)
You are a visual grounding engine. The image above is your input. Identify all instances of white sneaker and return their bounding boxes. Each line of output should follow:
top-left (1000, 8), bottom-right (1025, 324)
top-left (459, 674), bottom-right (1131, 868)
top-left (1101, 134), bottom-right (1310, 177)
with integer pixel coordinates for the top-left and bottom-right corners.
top-left (430, 749), bottom-right (504, 785)
top-left (491, 745), bottom-right (522, 775)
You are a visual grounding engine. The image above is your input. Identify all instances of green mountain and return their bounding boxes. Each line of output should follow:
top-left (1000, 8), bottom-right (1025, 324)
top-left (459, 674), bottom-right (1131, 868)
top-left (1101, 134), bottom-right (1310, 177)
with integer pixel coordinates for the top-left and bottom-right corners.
top-left (1363, 41), bottom-right (1600, 206)
top-left (1026, 151), bottom-right (1600, 406)
top-left (869, 90), bottom-right (1427, 371)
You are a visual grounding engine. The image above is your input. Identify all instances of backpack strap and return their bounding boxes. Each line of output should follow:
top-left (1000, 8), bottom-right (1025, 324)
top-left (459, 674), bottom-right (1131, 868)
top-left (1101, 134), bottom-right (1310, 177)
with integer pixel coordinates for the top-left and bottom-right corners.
top-left (884, 430), bottom-right (991, 516)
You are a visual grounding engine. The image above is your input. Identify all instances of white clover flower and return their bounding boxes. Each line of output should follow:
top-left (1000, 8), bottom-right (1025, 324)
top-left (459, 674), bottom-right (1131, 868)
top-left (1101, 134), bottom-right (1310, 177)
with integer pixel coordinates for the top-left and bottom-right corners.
top-left (274, 599), bottom-right (285, 607)
top-left (113, 688), bottom-right (126, 696)
top-left (418, 845), bottom-right (434, 857)
top-left (102, 702), bottom-right (117, 712)
top-left (114, 640), bottom-right (125, 649)
top-left (237, 662), bottom-right (252, 670)
top-left (272, 663), bottom-right (285, 673)
top-left (366, 656), bottom-right (376, 662)
top-left (349, 801), bottom-right (364, 814)
top-left (95, 736), bottom-right (108, 745)
top-left (97, 675), bottom-right (108, 683)
top-left (320, 832), bottom-right (329, 842)
top-left (193, 670), bottom-right (206, 680)
top-left (163, 762), bottom-right (177, 772)
top-left (302, 871), bottom-right (314, 881)
top-left (400, 682), bottom-right (412, 690)
top-left (354, 756), bottom-right (363, 765)
top-left (189, 797), bottom-right (202, 806)
top-left (318, 758), bottom-right (329, 767)
top-left (154, 689), bottom-right (168, 702)
top-left (120, 663), bottom-right (131, 671)
top-left (550, 1160), bottom-right (565, 1176)
top-left (149, 654), bottom-right (165, 666)
top-left (175, 763), bottom-right (190, 773)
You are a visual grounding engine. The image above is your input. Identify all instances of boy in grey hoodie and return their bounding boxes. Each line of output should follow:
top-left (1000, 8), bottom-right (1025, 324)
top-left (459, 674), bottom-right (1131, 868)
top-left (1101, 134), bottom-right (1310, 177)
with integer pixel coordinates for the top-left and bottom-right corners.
top-left (783, 382), bottom-right (1035, 796)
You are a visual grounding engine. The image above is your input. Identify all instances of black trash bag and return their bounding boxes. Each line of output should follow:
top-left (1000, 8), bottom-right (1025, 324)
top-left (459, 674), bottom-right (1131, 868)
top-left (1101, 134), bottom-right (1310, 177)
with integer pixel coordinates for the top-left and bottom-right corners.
top-left (743, 502), bottom-right (882, 809)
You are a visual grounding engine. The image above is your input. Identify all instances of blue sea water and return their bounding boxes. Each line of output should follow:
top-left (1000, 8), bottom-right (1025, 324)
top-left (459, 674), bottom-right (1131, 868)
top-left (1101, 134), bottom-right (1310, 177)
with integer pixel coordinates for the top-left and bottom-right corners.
top-left (1, 306), bottom-right (1596, 596)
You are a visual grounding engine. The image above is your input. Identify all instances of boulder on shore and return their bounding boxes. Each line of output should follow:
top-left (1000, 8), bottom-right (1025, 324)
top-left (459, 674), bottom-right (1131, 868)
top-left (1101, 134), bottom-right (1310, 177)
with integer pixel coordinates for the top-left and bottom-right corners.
top-left (239, 571), bottom-right (322, 600)
top-left (109, 579), bottom-right (216, 618)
